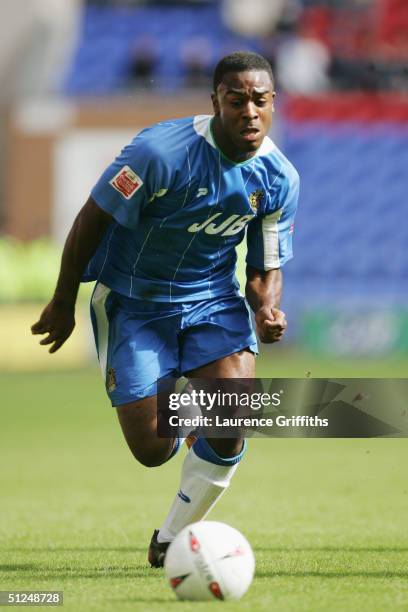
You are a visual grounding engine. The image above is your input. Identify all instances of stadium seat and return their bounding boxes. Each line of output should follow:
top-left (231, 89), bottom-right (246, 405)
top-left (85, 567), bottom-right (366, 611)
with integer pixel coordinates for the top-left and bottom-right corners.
top-left (63, 4), bottom-right (258, 94)
top-left (284, 121), bottom-right (408, 307)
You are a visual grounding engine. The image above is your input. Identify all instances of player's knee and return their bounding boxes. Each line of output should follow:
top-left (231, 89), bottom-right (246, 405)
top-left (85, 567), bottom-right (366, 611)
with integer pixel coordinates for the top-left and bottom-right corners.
top-left (208, 437), bottom-right (245, 459)
top-left (128, 444), bottom-right (170, 468)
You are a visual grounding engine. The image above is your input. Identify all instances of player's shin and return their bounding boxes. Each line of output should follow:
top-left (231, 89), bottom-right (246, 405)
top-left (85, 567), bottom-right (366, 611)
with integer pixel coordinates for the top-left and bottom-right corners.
top-left (157, 437), bottom-right (246, 544)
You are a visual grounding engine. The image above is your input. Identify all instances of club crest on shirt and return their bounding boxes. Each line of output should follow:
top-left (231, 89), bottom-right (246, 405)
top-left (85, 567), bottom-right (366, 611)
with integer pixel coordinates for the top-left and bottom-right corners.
top-left (249, 189), bottom-right (264, 213)
top-left (106, 367), bottom-right (117, 393)
top-left (109, 165), bottom-right (143, 199)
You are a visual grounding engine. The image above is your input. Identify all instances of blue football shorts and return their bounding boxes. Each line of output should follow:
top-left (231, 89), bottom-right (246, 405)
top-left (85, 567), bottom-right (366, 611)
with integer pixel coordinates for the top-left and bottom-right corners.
top-left (90, 282), bottom-right (258, 406)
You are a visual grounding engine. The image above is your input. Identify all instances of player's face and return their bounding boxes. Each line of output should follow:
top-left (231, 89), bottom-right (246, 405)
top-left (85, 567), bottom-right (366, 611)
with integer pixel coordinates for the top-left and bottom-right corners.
top-left (211, 70), bottom-right (275, 162)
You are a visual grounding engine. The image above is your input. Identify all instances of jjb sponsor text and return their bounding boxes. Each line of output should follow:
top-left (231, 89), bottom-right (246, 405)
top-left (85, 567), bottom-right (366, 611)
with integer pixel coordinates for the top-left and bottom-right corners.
top-left (187, 213), bottom-right (253, 237)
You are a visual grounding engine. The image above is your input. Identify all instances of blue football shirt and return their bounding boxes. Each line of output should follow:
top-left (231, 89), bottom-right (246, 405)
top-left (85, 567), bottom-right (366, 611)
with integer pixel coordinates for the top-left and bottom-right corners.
top-left (84, 115), bottom-right (299, 302)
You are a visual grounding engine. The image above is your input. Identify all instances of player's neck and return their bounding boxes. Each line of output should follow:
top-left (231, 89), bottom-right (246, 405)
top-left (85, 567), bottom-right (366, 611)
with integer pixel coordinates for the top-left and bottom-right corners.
top-left (211, 117), bottom-right (259, 164)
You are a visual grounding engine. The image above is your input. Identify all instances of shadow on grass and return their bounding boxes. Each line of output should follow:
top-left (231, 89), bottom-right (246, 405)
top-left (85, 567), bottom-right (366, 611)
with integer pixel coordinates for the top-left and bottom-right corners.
top-left (6, 545), bottom-right (408, 554)
top-left (108, 598), bottom-right (180, 604)
top-left (254, 546), bottom-right (408, 553)
top-left (257, 570), bottom-right (408, 579)
top-left (0, 563), bottom-right (159, 579)
top-left (5, 546), bottom-right (145, 553)
top-left (2, 563), bottom-right (408, 582)
top-left (1, 564), bottom-right (39, 571)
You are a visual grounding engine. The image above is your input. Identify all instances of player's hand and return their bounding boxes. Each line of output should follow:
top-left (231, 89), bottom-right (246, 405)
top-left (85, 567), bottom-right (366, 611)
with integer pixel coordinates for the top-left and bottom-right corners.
top-left (255, 306), bottom-right (287, 343)
top-left (31, 299), bottom-right (75, 353)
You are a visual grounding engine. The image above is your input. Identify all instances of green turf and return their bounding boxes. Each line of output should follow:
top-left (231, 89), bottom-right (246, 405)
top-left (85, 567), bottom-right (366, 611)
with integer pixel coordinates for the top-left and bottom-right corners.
top-left (254, 348), bottom-right (408, 378)
top-left (1, 365), bottom-right (408, 611)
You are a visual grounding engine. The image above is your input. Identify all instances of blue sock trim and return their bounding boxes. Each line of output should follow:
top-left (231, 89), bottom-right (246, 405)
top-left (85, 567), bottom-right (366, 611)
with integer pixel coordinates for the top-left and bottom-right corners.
top-left (166, 437), bottom-right (182, 462)
top-left (193, 438), bottom-right (247, 466)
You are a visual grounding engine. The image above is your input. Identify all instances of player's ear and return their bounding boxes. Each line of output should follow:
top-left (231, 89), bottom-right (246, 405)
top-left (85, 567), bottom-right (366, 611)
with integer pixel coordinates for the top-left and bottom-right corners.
top-left (211, 92), bottom-right (220, 115)
top-left (271, 91), bottom-right (276, 112)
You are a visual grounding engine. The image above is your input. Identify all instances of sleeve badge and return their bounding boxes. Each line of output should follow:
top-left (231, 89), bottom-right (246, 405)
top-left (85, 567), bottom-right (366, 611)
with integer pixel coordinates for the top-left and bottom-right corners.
top-left (109, 165), bottom-right (144, 199)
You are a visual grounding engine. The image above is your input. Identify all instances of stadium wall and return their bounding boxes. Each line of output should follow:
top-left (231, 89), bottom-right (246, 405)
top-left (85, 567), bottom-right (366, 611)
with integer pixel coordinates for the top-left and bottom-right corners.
top-left (5, 95), bottom-right (212, 241)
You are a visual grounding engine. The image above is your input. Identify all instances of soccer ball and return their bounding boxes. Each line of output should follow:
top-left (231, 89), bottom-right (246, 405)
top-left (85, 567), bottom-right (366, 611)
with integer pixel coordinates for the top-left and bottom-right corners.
top-left (164, 521), bottom-right (255, 601)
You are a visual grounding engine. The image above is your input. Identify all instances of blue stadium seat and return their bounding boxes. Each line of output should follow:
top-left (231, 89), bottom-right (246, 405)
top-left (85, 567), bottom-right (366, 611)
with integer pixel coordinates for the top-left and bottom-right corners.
top-left (283, 123), bottom-right (408, 306)
top-left (63, 4), bottom-right (258, 94)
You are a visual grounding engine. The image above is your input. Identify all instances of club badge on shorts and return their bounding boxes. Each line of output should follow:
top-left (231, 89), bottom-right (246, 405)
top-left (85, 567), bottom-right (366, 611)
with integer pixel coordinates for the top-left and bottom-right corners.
top-left (106, 367), bottom-right (117, 393)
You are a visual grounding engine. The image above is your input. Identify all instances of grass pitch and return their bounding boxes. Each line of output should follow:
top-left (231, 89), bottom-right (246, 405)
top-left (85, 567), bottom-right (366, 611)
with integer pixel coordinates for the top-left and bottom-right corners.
top-left (1, 360), bottom-right (408, 611)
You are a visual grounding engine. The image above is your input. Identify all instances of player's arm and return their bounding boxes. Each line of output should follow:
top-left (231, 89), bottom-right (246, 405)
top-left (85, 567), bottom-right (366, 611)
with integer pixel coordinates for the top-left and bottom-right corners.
top-left (245, 266), bottom-right (286, 343)
top-left (31, 197), bottom-right (113, 353)
top-left (245, 167), bottom-right (300, 344)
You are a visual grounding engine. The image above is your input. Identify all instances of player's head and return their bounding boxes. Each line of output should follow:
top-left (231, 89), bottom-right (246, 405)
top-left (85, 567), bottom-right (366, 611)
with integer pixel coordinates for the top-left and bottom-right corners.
top-left (211, 51), bottom-right (275, 162)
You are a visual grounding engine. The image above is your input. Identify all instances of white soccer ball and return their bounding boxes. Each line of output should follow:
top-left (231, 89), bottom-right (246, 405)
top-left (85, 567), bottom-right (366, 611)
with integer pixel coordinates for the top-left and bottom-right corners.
top-left (164, 521), bottom-right (255, 601)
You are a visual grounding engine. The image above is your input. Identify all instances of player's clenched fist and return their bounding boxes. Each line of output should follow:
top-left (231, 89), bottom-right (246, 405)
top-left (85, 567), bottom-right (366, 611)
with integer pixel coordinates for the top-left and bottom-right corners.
top-left (31, 299), bottom-right (75, 354)
top-left (255, 306), bottom-right (287, 343)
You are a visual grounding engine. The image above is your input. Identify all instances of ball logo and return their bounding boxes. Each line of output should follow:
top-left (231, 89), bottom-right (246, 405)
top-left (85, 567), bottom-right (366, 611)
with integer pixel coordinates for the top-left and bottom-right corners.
top-left (189, 531), bottom-right (200, 552)
top-left (109, 165), bottom-right (143, 199)
top-left (170, 575), bottom-right (189, 589)
top-left (221, 545), bottom-right (246, 559)
top-left (209, 581), bottom-right (224, 600)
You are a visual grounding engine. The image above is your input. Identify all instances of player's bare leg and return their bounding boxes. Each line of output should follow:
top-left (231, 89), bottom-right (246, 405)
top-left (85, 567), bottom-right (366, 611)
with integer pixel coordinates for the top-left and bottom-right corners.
top-left (116, 395), bottom-right (177, 467)
top-left (151, 348), bottom-right (255, 566)
top-left (189, 348), bottom-right (255, 457)
top-left (116, 392), bottom-right (194, 567)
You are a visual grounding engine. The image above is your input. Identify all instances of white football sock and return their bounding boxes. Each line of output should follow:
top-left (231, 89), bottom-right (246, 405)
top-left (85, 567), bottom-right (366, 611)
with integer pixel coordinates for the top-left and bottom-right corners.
top-left (157, 438), bottom-right (245, 543)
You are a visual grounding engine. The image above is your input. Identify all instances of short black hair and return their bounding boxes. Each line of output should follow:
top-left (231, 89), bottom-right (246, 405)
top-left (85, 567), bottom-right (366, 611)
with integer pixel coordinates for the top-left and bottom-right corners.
top-left (213, 51), bottom-right (274, 91)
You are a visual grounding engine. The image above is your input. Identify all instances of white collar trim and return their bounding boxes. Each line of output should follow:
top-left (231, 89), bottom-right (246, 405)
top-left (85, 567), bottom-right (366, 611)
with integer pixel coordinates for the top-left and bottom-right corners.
top-left (193, 114), bottom-right (276, 158)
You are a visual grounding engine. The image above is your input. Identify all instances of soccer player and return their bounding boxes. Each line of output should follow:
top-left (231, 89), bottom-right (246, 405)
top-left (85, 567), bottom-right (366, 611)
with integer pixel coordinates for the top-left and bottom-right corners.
top-left (31, 51), bottom-right (299, 567)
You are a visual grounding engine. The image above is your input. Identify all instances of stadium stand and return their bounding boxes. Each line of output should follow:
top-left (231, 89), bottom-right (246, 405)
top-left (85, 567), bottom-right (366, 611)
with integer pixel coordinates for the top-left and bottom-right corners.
top-left (64, 4), bottom-right (259, 94)
top-left (282, 94), bottom-right (408, 318)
